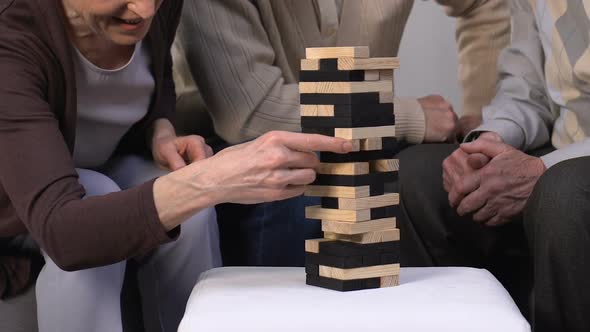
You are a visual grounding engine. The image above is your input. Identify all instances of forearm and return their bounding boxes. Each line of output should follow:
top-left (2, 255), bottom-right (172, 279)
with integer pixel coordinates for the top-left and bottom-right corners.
top-left (153, 162), bottom-right (222, 231)
top-left (439, 0), bottom-right (511, 118)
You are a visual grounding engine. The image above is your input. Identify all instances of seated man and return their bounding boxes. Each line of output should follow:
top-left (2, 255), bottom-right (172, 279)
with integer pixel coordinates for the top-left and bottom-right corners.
top-left (399, 0), bottom-right (589, 331)
top-left (175, 0), bottom-right (510, 266)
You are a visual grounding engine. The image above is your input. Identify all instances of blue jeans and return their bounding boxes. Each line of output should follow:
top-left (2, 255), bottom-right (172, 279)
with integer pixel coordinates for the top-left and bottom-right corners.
top-left (216, 195), bottom-right (321, 266)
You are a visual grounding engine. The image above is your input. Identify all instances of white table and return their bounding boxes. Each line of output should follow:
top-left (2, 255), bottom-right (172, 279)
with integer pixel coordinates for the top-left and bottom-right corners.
top-left (179, 267), bottom-right (530, 332)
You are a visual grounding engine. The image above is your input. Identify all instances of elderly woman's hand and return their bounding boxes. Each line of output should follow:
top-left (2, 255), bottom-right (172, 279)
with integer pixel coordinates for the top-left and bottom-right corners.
top-left (151, 119), bottom-right (213, 171)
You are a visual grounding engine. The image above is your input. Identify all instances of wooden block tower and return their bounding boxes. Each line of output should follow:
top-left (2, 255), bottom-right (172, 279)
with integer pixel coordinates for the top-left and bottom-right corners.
top-left (300, 46), bottom-right (401, 291)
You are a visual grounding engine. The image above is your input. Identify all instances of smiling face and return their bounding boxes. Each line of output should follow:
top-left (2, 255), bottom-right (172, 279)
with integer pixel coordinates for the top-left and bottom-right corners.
top-left (62, 0), bottom-right (164, 46)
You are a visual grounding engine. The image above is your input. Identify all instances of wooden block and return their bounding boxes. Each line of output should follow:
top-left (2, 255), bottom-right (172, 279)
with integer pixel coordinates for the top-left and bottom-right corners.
top-left (318, 239), bottom-right (400, 257)
top-left (299, 104), bottom-right (393, 118)
top-left (299, 81), bottom-right (392, 94)
top-left (319, 149), bottom-right (398, 163)
top-left (380, 70), bottom-right (394, 81)
top-left (337, 57), bottom-right (400, 70)
top-left (313, 172), bottom-right (398, 187)
top-left (306, 252), bottom-right (365, 269)
top-left (319, 263), bottom-right (400, 280)
top-left (300, 91), bottom-right (393, 105)
top-left (321, 193), bottom-right (400, 210)
top-left (305, 238), bottom-right (333, 253)
top-left (360, 137), bottom-right (382, 151)
top-left (316, 204), bottom-right (400, 221)
top-left (380, 275), bottom-right (400, 288)
top-left (317, 162), bottom-right (369, 176)
top-left (299, 70), bottom-right (384, 82)
top-left (364, 70), bottom-right (380, 81)
top-left (324, 229), bottom-right (400, 244)
top-left (301, 113), bottom-right (395, 129)
top-left (305, 183), bottom-right (384, 198)
top-left (370, 159), bottom-right (400, 172)
top-left (306, 274), bottom-right (381, 292)
top-left (369, 205), bottom-right (401, 220)
top-left (306, 205), bottom-right (371, 222)
top-left (321, 217), bottom-right (396, 235)
top-left (334, 126), bottom-right (396, 140)
top-left (305, 46), bottom-right (369, 59)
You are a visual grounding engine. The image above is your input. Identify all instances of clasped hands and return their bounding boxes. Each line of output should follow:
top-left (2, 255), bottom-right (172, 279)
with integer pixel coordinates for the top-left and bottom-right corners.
top-left (442, 132), bottom-right (547, 226)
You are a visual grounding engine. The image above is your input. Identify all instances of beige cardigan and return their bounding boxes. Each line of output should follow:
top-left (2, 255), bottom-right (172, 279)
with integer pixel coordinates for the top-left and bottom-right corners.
top-left (176, 0), bottom-right (510, 144)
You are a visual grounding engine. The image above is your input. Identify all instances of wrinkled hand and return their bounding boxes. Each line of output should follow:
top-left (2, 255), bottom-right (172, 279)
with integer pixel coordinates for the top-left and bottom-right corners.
top-left (152, 134), bottom-right (213, 171)
top-left (192, 131), bottom-right (353, 205)
top-left (419, 95), bottom-right (459, 143)
top-left (455, 139), bottom-right (547, 226)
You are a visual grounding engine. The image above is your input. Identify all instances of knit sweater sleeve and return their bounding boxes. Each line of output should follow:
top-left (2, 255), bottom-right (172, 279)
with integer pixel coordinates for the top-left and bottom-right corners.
top-left (436, 0), bottom-right (511, 119)
top-left (178, 0), bottom-right (300, 144)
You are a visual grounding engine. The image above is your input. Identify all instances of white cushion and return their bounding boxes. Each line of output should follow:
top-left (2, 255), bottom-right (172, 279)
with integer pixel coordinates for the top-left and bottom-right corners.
top-left (179, 267), bottom-right (530, 332)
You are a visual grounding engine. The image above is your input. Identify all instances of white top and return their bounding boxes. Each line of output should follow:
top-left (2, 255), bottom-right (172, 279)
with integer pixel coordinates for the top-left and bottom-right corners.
top-left (73, 42), bottom-right (155, 168)
top-left (179, 267), bottom-right (531, 332)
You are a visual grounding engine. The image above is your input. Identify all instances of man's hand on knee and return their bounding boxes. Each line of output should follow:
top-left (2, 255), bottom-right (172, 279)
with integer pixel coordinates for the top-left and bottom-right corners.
top-left (456, 138), bottom-right (547, 226)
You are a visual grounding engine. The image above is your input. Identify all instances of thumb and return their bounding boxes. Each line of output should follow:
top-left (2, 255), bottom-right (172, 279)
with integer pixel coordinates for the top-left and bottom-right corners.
top-left (460, 139), bottom-right (510, 158)
top-left (467, 153), bottom-right (491, 170)
top-left (161, 145), bottom-right (187, 171)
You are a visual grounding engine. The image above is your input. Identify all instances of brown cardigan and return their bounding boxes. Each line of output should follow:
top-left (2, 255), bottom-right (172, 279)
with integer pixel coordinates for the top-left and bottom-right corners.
top-left (0, 0), bottom-right (183, 295)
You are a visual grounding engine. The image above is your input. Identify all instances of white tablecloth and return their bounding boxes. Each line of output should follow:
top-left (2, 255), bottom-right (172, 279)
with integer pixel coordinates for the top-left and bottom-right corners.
top-left (179, 267), bottom-right (530, 332)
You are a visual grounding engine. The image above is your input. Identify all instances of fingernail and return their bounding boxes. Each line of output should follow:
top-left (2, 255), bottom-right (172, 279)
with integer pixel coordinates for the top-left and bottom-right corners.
top-left (342, 141), bottom-right (353, 152)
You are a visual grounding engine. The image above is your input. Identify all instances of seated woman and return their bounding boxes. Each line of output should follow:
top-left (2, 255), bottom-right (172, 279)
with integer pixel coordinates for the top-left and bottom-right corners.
top-left (0, 0), bottom-right (352, 331)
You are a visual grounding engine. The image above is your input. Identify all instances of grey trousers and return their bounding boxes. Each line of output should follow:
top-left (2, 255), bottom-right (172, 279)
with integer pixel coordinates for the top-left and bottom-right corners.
top-left (398, 144), bottom-right (590, 332)
top-left (35, 155), bottom-right (222, 332)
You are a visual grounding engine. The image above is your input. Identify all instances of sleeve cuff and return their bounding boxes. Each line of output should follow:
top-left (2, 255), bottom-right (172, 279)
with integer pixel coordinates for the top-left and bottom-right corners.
top-left (540, 140), bottom-right (590, 168)
top-left (464, 119), bottom-right (525, 148)
top-left (393, 97), bottom-right (426, 144)
top-left (139, 179), bottom-right (181, 244)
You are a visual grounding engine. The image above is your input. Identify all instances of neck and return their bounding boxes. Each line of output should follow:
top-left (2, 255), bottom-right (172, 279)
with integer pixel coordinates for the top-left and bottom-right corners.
top-left (61, 0), bottom-right (135, 69)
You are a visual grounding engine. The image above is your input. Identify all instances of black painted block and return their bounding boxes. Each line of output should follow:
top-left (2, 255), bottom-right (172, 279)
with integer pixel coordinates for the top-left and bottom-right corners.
top-left (319, 149), bottom-right (399, 163)
top-left (330, 103), bottom-right (394, 118)
top-left (313, 172), bottom-right (398, 187)
top-left (301, 114), bottom-right (395, 129)
top-left (306, 252), bottom-right (366, 269)
top-left (318, 240), bottom-right (400, 258)
top-left (370, 204), bottom-right (401, 219)
top-left (300, 92), bottom-right (385, 105)
top-left (306, 274), bottom-right (381, 292)
top-left (299, 70), bottom-right (367, 82)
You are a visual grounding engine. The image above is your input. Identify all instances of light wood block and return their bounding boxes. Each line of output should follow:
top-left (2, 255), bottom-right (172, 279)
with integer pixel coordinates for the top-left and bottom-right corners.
top-left (305, 238), bottom-right (333, 253)
top-left (300, 59), bottom-right (321, 71)
top-left (321, 217), bottom-right (397, 235)
top-left (306, 206), bottom-right (370, 222)
top-left (300, 105), bottom-right (335, 117)
top-left (380, 275), bottom-right (400, 288)
top-left (380, 70), bottom-right (394, 81)
top-left (305, 185), bottom-right (371, 199)
top-left (360, 137), bottom-right (383, 151)
top-left (364, 70), bottom-right (380, 81)
top-left (305, 46), bottom-right (370, 59)
top-left (324, 228), bottom-right (400, 244)
top-left (350, 140), bottom-right (361, 152)
top-left (317, 162), bottom-right (369, 176)
top-left (334, 193), bottom-right (400, 210)
top-left (334, 126), bottom-right (396, 140)
top-left (379, 91), bottom-right (394, 103)
top-left (370, 159), bottom-right (400, 172)
top-left (338, 57), bottom-right (400, 70)
top-left (319, 263), bottom-right (400, 280)
top-left (299, 81), bottom-right (393, 94)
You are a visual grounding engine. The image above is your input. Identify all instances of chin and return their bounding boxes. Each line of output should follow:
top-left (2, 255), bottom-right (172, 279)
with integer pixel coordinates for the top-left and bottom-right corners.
top-left (110, 34), bottom-right (145, 46)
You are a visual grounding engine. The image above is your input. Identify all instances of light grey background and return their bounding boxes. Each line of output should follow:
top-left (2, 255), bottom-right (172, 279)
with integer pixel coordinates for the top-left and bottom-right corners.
top-left (396, 0), bottom-right (462, 115)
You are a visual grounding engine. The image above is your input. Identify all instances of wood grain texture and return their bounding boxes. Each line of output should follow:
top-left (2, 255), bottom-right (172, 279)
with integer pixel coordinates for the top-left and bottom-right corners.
top-left (380, 70), bottom-right (394, 81)
top-left (301, 58), bottom-right (320, 71)
top-left (370, 159), bottom-right (400, 172)
top-left (338, 57), bottom-right (400, 70)
top-left (305, 46), bottom-right (370, 59)
top-left (300, 105), bottom-right (335, 117)
top-left (317, 162), bottom-right (370, 176)
top-left (380, 275), bottom-right (400, 288)
top-left (319, 263), bottom-right (400, 280)
top-left (305, 238), bottom-right (333, 253)
top-left (324, 228), bottom-right (400, 244)
top-left (360, 137), bottom-right (383, 151)
top-left (306, 205), bottom-right (371, 222)
top-left (331, 193), bottom-right (400, 210)
top-left (321, 217), bottom-right (397, 235)
top-left (364, 70), bottom-right (380, 81)
top-left (299, 80), bottom-right (393, 94)
top-left (334, 125), bottom-right (396, 139)
top-left (305, 185), bottom-right (371, 199)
